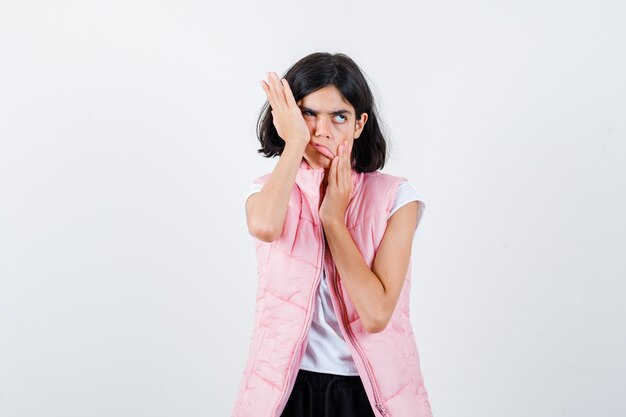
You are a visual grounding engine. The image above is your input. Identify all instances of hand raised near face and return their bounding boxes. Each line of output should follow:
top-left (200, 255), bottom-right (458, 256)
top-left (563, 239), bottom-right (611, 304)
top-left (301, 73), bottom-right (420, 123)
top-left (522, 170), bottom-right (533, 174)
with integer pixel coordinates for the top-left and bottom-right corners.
top-left (260, 72), bottom-right (310, 148)
top-left (320, 140), bottom-right (354, 225)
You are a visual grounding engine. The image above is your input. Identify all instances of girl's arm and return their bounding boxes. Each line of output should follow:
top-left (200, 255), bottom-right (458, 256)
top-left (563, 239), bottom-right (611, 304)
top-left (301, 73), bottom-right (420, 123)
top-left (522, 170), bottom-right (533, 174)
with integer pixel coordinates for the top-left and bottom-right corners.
top-left (323, 201), bottom-right (423, 333)
top-left (246, 142), bottom-right (306, 242)
top-left (247, 72), bottom-right (310, 242)
top-left (321, 141), bottom-right (424, 333)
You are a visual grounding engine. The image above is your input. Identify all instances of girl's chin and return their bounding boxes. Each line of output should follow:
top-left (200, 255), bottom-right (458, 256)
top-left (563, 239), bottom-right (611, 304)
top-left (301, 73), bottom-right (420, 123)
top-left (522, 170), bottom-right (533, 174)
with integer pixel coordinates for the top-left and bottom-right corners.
top-left (303, 156), bottom-right (331, 170)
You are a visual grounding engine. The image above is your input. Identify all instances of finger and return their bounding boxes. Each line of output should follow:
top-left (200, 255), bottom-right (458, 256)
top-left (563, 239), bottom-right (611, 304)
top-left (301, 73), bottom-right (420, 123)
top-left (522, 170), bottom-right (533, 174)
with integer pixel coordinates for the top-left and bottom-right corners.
top-left (342, 142), bottom-right (351, 186)
top-left (348, 140), bottom-right (352, 163)
top-left (336, 144), bottom-right (343, 186)
top-left (342, 143), bottom-right (350, 187)
top-left (260, 79), bottom-right (271, 103)
top-left (330, 154), bottom-right (339, 189)
top-left (281, 78), bottom-right (297, 109)
top-left (268, 72), bottom-right (286, 112)
top-left (262, 74), bottom-right (279, 112)
top-left (263, 73), bottom-right (277, 109)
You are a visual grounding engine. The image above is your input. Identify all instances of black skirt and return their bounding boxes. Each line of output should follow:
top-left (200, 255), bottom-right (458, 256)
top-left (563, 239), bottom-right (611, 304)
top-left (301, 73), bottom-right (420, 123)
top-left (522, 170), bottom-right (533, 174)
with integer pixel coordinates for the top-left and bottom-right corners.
top-left (280, 369), bottom-right (376, 417)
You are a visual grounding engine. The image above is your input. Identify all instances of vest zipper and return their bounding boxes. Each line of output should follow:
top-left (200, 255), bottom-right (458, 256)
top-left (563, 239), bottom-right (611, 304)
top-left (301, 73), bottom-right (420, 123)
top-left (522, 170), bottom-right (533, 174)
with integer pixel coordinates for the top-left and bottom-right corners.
top-left (270, 222), bottom-right (326, 417)
top-left (324, 228), bottom-right (390, 417)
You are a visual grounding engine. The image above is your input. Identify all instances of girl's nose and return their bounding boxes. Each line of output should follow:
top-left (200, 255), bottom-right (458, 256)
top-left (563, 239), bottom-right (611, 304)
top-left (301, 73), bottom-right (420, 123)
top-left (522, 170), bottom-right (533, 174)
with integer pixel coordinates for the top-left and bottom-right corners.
top-left (315, 118), bottom-right (331, 138)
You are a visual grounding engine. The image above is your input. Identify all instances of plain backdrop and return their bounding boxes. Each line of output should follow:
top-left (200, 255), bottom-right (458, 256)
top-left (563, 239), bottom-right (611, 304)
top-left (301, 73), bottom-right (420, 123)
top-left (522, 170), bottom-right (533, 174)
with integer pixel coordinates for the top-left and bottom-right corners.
top-left (1, 1), bottom-right (624, 416)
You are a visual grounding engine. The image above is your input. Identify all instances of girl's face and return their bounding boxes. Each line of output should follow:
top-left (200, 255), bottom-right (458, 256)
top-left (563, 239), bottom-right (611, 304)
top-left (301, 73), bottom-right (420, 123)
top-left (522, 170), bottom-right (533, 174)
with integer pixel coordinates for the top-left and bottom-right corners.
top-left (297, 85), bottom-right (368, 171)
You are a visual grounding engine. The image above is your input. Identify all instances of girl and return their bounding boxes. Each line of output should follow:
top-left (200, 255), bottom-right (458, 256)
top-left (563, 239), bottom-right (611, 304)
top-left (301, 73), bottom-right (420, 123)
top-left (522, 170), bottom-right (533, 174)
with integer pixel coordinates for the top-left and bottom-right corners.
top-left (232, 52), bottom-right (434, 417)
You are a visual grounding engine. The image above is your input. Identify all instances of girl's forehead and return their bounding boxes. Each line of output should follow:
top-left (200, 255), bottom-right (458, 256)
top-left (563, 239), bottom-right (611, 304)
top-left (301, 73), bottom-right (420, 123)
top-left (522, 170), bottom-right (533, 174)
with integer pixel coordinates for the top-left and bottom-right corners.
top-left (298, 85), bottom-right (353, 109)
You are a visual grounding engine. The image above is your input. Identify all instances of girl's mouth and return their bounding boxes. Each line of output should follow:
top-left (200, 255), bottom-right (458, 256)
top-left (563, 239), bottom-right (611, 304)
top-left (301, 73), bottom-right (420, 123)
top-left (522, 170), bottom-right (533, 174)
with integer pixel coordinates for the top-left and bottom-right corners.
top-left (313, 144), bottom-right (335, 159)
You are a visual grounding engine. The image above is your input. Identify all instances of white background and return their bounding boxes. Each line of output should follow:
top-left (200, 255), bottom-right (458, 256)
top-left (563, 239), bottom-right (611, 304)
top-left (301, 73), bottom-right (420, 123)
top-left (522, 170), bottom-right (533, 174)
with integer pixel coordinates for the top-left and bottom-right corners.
top-left (1, 1), bottom-right (624, 416)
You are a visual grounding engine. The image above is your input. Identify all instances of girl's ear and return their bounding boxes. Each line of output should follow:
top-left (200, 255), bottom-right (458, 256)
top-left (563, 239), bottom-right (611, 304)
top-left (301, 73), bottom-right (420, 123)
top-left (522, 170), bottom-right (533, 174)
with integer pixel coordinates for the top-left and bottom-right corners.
top-left (355, 112), bottom-right (368, 139)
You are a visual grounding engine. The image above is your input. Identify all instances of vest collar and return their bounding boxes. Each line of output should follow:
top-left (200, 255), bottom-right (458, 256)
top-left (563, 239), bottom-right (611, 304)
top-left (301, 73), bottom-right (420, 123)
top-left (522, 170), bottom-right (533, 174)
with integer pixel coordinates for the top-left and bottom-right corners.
top-left (294, 158), bottom-right (362, 199)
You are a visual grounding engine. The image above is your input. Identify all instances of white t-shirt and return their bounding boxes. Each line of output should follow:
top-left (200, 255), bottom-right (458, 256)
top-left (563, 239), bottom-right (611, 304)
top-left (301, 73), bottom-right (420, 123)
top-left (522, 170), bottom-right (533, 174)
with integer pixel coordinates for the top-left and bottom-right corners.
top-left (244, 181), bottom-right (424, 376)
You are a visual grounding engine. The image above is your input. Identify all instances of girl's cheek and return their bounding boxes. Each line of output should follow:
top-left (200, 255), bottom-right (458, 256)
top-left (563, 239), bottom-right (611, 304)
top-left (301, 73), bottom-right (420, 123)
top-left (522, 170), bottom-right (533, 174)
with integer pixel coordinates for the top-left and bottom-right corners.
top-left (333, 125), bottom-right (349, 134)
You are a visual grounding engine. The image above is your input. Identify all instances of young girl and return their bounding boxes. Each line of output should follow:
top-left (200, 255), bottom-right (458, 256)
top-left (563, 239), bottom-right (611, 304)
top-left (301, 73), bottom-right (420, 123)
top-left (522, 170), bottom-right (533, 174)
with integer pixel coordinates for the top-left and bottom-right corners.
top-left (232, 52), bottom-right (434, 417)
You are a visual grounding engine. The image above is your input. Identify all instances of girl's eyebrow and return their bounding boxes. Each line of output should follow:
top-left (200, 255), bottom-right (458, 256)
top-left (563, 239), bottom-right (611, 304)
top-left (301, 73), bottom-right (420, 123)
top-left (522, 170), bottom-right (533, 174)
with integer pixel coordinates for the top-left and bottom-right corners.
top-left (299, 106), bottom-right (352, 116)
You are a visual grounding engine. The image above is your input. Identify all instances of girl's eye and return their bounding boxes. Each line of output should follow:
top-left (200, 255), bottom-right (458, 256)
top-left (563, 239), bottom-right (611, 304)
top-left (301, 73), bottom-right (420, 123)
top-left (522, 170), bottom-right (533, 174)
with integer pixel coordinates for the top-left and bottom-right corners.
top-left (301, 111), bottom-right (347, 123)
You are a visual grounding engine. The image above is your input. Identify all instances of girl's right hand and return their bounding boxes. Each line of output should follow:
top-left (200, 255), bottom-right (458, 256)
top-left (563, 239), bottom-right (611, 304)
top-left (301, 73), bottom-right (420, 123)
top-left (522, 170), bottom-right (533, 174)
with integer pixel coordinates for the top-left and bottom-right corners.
top-left (260, 72), bottom-right (310, 148)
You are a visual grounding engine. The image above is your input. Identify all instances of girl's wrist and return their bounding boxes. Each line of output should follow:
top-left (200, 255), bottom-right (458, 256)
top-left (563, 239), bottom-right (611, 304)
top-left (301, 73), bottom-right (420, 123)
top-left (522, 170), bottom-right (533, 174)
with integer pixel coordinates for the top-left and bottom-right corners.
top-left (282, 141), bottom-right (308, 157)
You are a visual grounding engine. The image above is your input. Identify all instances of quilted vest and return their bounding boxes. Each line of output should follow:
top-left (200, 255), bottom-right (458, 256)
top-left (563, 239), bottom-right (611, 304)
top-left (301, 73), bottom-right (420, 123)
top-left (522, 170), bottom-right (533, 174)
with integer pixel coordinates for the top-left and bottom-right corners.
top-left (232, 159), bottom-right (434, 417)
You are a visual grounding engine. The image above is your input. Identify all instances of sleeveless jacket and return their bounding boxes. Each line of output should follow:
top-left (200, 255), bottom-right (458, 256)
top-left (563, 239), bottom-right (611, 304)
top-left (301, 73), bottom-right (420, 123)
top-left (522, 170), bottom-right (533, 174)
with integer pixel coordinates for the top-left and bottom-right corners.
top-left (232, 159), bottom-right (434, 417)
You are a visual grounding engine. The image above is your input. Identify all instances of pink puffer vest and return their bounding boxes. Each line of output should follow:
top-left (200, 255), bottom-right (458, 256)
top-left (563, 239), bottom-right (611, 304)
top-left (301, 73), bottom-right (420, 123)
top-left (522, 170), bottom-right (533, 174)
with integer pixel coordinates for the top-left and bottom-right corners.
top-left (232, 159), bottom-right (433, 417)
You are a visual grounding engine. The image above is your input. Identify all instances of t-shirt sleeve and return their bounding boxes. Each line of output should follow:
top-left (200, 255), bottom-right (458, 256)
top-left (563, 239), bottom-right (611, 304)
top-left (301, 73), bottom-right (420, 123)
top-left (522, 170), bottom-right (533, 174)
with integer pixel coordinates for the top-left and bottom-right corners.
top-left (387, 182), bottom-right (425, 220)
top-left (244, 183), bottom-right (263, 207)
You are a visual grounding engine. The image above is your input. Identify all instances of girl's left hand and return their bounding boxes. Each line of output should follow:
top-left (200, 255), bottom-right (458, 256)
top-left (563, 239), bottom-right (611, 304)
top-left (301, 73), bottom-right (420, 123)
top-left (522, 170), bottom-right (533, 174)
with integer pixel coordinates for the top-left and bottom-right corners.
top-left (320, 140), bottom-right (354, 225)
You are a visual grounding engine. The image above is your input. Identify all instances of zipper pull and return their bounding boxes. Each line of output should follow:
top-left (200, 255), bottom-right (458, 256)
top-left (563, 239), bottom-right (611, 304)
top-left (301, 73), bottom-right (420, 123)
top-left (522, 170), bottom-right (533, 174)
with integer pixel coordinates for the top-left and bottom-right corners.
top-left (376, 402), bottom-right (389, 416)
